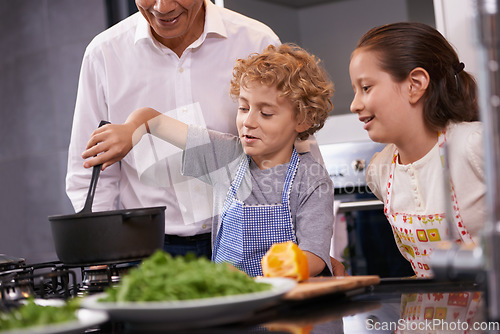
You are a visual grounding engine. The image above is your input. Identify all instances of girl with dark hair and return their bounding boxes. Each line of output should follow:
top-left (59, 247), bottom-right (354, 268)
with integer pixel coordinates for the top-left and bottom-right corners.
top-left (349, 22), bottom-right (485, 277)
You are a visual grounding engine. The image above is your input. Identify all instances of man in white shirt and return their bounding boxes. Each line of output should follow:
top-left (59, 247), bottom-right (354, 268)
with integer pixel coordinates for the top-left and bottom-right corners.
top-left (66, 0), bottom-right (296, 258)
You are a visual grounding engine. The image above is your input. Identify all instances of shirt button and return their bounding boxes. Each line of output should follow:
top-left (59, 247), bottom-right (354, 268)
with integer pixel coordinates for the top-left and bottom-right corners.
top-left (182, 108), bottom-right (188, 113)
top-left (202, 224), bottom-right (207, 229)
top-left (179, 67), bottom-right (184, 73)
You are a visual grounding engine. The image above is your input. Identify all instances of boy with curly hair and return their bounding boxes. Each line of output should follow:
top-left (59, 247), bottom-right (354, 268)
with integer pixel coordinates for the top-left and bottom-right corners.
top-left (82, 44), bottom-right (336, 277)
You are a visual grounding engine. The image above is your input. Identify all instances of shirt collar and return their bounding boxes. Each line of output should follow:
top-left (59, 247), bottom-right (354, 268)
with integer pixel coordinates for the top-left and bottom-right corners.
top-left (133, 0), bottom-right (227, 49)
top-left (203, 0), bottom-right (227, 38)
top-left (134, 12), bottom-right (153, 45)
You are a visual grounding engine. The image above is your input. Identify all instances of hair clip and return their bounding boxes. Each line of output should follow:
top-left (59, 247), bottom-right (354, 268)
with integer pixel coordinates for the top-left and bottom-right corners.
top-left (454, 62), bottom-right (465, 74)
top-left (454, 62), bottom-right (464, 92)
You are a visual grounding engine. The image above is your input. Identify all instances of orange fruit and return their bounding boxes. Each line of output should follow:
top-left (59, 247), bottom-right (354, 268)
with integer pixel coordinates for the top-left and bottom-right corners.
top-left (265, 323), bottom-right (314, 334)
top-left (261, 241), bottom-right (309, 281)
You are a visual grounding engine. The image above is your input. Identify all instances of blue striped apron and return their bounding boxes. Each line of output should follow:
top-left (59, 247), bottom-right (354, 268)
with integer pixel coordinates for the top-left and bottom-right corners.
top-left (212, 149), bottom-right (299, 277)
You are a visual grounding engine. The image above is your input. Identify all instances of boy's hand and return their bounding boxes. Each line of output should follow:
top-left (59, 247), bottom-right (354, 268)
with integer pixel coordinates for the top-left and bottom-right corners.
top-left (82, 123), bottom-right (137, 170)
top-left (330, 256), bottom-right (349, 276)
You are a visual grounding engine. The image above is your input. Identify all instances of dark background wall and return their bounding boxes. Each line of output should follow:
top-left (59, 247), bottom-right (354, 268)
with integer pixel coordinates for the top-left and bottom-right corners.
top-left (0, 0), bottom-right (107, 263)
top-left (225, 0), bottom-right (435, 115)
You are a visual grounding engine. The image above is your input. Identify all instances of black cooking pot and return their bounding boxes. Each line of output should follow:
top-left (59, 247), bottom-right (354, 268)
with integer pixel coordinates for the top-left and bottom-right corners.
top-left (49, 121), bottom-right (165, 265)
top-left (49, 206), bottom-right (165, 265)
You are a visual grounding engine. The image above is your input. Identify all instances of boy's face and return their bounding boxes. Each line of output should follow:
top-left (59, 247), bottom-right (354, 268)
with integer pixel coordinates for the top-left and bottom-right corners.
top-left (236, 82), bottom-right (309, 169)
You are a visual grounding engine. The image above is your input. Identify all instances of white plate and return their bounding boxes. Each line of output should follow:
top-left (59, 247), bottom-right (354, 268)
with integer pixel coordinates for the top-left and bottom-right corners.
top-left (80, 277), bottom-right (296, 329)
top-left (0, 308), bottom-right (109, 334)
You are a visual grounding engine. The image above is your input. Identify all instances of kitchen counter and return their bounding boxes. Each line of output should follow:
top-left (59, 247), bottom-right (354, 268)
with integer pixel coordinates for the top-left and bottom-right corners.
top-left (99, 278), bottom-right (497, 334)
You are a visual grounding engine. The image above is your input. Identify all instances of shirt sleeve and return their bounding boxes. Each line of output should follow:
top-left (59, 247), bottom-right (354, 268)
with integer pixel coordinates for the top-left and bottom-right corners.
top-left (366, 152), bottom-right (384, 202)
top-left (365, 145), bottom-right (394, 203)
top-left (182, 125), bottom-right (242, 185)
top-left (66, 51), bottom-right (122, 212)
top-left (465, 123), bottom-right (484, 180)
top-left (294, 170), bottom-right (335, 275)
top-left (448, 121), bottom-right (486, 242)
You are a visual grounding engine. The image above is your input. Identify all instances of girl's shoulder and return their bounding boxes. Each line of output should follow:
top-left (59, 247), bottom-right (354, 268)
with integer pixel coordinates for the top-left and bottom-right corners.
top-left (369, 143), bottom-right (396, 166)
top-left (446, 121), bottom-right (483, 140)
top-left (446, 122), bottom-right (484, 172)
top-left (366, 144), bottom-right (394, 181)
top-left (446, 121), bottom-right (483, 153)
top-left (365, 144), bottom-right (394, 202)
top-left (446, 121), bottom-right (484, 176)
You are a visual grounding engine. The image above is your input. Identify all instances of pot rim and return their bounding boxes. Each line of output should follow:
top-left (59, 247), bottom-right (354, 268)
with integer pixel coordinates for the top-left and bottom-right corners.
top-left (48, 206), bottom-right (166, 221)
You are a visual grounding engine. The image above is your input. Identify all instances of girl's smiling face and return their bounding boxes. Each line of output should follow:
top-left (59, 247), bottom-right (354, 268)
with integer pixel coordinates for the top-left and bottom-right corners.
top-left (349, 49), bottom-right (415, 146)
top-left (236, 82), bottom-right (308, 169)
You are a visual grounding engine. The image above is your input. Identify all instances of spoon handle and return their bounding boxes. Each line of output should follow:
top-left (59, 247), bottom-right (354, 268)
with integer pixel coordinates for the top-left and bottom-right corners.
top-left (80, 120), bottom-right (111, 213)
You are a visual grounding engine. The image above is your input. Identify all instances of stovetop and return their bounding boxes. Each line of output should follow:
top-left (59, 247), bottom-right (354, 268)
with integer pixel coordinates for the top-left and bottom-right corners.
top-left (0, 254), bottom-right (136, 312)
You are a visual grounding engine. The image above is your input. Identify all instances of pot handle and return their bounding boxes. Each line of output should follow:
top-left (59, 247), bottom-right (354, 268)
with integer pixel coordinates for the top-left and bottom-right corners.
top-left (120, 208), bottom-right (163, 220)
top-left (121, 211), bottom-right (139, 220)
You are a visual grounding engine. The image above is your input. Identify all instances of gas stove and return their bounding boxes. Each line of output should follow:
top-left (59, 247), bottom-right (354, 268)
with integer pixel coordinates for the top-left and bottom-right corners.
top-left (0, 254), bottom-right (136, 311)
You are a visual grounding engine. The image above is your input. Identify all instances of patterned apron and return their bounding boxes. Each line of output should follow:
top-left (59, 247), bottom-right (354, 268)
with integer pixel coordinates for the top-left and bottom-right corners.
top-left (396, 291), bottom-right (482, 333)
top-left (212, 149), bottom-right (299, 277)
top-left (385, 131), bottom-right (473, 277)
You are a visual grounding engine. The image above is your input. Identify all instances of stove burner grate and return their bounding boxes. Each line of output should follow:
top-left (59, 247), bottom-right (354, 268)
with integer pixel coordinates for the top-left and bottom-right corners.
top-left (0, 254), bottom-right (26, 272)
top-left (79, 262), bottom-right (136, 294)
top-left (0, 259), bottom-right (139, 309)
top-left (1, 266), bottom-right (78, 300)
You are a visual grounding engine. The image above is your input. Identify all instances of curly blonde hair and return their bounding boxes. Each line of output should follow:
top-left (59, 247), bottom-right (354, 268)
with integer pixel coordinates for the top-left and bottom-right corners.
top-left (230, 43), bottom-right (334, 141)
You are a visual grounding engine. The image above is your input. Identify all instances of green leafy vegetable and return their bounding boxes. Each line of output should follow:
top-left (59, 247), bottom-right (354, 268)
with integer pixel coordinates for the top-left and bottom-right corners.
top-left (0, 298), bottom-right (79, 331)
top-left (100, 250), bottom-right (271, 302)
